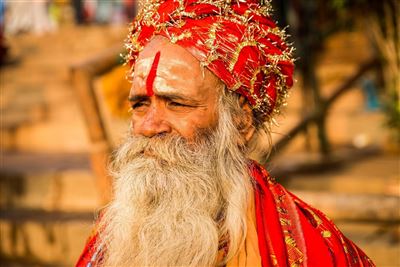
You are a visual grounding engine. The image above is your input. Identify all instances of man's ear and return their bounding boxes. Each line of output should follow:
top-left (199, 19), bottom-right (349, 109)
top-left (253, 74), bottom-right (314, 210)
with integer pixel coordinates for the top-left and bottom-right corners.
top-left (238, 96), bottom-right (256, 143)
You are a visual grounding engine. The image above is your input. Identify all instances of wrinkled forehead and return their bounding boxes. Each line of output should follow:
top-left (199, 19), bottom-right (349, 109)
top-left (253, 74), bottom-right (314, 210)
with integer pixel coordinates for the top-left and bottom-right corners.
top-left (134, 37), bottom-right (199, 76)
top-left (131, 36), bottom-right (222, 94)
top-left (134, 57), bottom-right (192, 77)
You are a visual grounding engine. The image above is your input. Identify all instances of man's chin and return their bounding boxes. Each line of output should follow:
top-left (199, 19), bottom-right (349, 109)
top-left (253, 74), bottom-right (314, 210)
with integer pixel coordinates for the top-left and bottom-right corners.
top-left (141, 149), bottom-right (158, 158)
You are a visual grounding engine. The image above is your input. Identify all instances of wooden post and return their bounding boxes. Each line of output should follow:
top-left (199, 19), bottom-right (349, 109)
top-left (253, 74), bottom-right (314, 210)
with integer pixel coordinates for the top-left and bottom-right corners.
top-left (70, 45), bottom-right (124, 204)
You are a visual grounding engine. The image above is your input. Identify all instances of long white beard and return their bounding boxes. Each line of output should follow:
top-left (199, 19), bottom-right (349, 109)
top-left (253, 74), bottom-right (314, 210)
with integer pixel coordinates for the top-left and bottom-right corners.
top-left (97, 102), bottom-right (252, 267)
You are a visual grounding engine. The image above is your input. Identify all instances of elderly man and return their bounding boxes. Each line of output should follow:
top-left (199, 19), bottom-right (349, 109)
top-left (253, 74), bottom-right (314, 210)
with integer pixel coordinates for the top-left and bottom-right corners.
top-left (76, 0), bottom-right (374, 266)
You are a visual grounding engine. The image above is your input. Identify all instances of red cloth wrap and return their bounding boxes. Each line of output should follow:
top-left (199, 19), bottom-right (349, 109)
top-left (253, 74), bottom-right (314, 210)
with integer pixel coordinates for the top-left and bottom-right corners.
top-left (250, 162), bottom-right (375, 267)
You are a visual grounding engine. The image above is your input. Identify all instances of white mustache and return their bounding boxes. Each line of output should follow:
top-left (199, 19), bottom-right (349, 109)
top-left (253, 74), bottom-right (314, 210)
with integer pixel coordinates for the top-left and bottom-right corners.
top-left (112, 133), bottom-right (214, 170)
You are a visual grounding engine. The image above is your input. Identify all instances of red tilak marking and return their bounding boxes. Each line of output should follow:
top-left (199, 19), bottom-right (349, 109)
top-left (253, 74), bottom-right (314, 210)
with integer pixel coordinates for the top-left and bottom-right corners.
top-left (146, 51), bottom-right (161, 97)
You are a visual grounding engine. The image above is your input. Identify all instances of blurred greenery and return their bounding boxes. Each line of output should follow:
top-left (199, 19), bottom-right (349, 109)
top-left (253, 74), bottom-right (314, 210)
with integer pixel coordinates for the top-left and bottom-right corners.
top-left (382, 90), bottom-right (400, 144)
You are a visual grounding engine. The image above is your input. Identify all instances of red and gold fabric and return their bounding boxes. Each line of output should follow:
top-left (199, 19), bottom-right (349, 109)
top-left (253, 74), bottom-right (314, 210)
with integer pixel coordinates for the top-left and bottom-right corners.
top-left (76, 162), bottom-right (374, 267)
top-left (249, 161), bottom-right (374, 267)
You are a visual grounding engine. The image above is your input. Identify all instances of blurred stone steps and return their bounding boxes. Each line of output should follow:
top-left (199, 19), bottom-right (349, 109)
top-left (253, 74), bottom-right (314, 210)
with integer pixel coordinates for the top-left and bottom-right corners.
top-left (1, 25), bottom-right (127, 155)
top-left (336, 221), bottom-right (400, 267)
top-left (1, 47), bottom-right (92, 156)
top-left (0, 152), bottom-right (101, 266)
top-left (1, 104), bottom-right (47, 128)
top-left (1, 152), bottom-right (100, 211)
top-left (274, 153), bottom-right (399, 194)
top-left (1, 86), bottom-right (48, 151)
top-left (1, 106), bottom-right (46, 129)
top-left (0, 218), bottom-right (93, 266)
top-left (0, 82), bottom-right (90, 153)
top-left (292, 190), bottom-right (400, 222)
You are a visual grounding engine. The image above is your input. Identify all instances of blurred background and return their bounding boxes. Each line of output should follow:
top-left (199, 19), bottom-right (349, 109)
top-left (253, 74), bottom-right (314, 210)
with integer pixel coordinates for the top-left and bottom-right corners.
top-left (0, 0), bottom-right (398, 266)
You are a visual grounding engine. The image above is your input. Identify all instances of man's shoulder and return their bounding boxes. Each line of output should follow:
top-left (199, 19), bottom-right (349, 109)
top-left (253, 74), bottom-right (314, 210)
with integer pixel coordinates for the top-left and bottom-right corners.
top-left (248, 160), bottom-right (374, 267)
top-left (75, 214), bottom-right (104, 267)
top-left (75, 231), bottom-right (99, 267)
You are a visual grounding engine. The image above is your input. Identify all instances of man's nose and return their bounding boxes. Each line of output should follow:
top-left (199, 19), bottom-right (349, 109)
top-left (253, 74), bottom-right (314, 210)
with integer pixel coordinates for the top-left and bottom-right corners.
top-left (134, 105), bottom-right (171, 137)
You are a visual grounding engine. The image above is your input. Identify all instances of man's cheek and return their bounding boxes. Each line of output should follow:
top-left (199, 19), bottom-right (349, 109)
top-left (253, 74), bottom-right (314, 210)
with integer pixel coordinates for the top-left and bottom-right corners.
top-left (130, 118), bottom-right (143, 135)
top-left (175, 124), bottom-right (196, 140)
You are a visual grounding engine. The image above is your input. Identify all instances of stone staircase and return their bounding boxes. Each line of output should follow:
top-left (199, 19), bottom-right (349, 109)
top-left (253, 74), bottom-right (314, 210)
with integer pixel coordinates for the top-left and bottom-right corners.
top-left (0, 153), bottom-right (100, 266)
top-left (1, 25), bottom-right (126, 266)
top-left (1, 85), bottom-right (47, 152)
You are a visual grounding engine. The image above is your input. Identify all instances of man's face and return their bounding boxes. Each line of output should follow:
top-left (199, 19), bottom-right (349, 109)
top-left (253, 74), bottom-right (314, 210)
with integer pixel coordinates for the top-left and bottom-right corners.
top-left (129, 36), bottom-right (222, 140)
top-left (101, 90), bottom-right (251, 267)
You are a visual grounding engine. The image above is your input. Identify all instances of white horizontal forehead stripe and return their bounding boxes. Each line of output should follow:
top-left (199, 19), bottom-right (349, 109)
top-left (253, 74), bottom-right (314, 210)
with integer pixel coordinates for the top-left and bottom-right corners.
top-left (153, 78), bottom-right (180, 94)
top-left (134, 58), bottom-right (153, 76)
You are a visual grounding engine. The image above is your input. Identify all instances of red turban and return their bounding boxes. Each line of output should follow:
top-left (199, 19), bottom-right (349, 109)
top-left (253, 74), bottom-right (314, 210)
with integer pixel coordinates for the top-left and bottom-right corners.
top-left (126, 0), bottom-right (294, 122)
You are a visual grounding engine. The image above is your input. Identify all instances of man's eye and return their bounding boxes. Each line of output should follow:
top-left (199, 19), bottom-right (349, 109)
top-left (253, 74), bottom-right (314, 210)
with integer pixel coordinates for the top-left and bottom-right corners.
top-left (131, 102), bottom-right (147, 109)
top-left (169, 102), bottom-right (186, 107)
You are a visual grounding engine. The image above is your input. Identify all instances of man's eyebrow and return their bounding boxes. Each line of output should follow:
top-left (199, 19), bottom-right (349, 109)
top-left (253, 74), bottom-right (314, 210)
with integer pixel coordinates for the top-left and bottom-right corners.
top-left (157, 92), bottom-right (203, 104)
top-left (128, 92), bottom-right (201, 105)
top-left (157, 92), bottom-right (192, 101)
top-left (129, 93), bottom-right (202, 104)
top-left (128, 95), bottom-right (148, 102)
